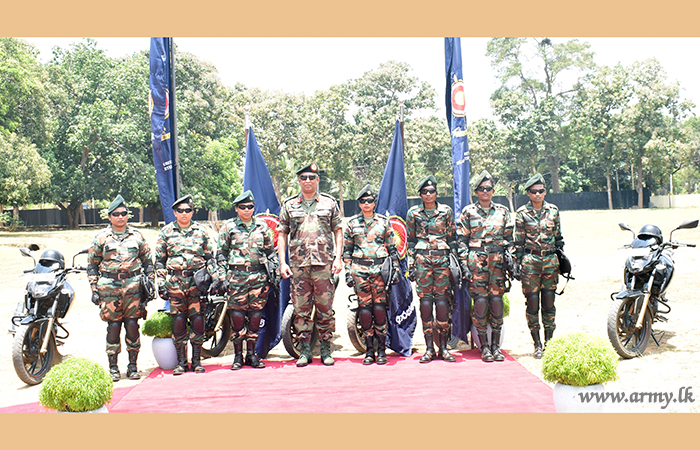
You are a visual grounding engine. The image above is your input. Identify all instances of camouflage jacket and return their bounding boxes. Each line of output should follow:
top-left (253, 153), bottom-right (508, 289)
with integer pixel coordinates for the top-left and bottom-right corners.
top-left (154, 221), bottom-right (217, 283)
top-left (457, 201), bottom-right (513, 259)
top-left (406, 202), bottom-right (457, 266)
top-left (217, 216), bottom-right (275, 275)
top-left (277, 192), bottom-right (342, 268)
top-left (87, 225), bottom-right (153, 286)
top-left (514, 200), bottom-right (563, 262)
top-left (343, 213), bottom-right (399, 274)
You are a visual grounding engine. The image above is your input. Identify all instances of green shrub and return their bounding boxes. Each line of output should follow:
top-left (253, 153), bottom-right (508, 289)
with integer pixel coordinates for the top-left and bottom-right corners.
top-left (470, 293), bottom-right (510, 318)
top-left (39, 357), bottom-right (113, 412)
top-left (542, 332), bottom-right (619, 387)
top-left (142, 311), bottom-right (173, 338)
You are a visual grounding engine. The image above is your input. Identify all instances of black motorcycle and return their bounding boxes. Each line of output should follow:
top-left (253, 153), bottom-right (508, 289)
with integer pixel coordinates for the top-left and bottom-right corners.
top-left (607, 219), bottom-right (697, 359)
top-left (200, 293), bottom-right (232, 358)
top-left (10, 245), bottom-right (88, 385)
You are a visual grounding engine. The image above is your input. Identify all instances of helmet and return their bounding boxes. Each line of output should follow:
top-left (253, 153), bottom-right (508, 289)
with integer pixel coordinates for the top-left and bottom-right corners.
top-left (637, 224), bottom-right (663, 245)
top-left (39, 249), bottom-right (65, 270)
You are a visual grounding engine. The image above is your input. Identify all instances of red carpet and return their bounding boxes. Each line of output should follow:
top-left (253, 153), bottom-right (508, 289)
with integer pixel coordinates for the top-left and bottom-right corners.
top-left (1, 349), bottom-right (555, 413)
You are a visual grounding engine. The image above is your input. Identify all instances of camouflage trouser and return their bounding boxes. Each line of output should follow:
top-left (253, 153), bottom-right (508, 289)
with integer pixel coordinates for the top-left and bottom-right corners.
top-left (226, 269), bottom-right (269, 341)
top-left (414, 253), bottom-right (451, 336)
top-left (350, 264), bottom-right (388, 337)
top-left (466, 250), bottom-right (507, 298)
top-left (97, 276), bottom-right (143, 355)
top-left (291, 264), bottom-right (336, 342)
top-left (522, 253), bottom-right (559, 332)
top-left (166, 272), bottom-right (205, 345)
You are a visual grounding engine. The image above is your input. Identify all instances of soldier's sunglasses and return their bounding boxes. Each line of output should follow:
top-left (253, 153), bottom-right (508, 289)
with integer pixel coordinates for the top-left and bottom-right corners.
top-left (110, 211), bottom-right (128, 217)
top-left (420, 188), bottom-right (437, 195)
top-left (475, 186), bottom-right (494, 192)
top-left (299, 174), bottom-right (317, 181)
top-left (358, 198), bottom-right (375, 204)
top-left (236, 204), bottom-right (255, 210)
top-left (529, 188), bottom-right (546, 194)
top-left (175, 208), bottom-right (193, 214)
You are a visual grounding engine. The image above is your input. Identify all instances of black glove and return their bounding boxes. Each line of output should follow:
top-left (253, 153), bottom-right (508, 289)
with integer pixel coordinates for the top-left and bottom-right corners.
top-left (220, 280), bottom-right (230, 295)
top-left (144, 278), bottom-right (155, 302)
top-left (390, 268), bottom-right (399, 285)
top-left (209, 279), bottom-right (221, 296)
top-left (407, 265), bottom-right (416, 282)
top-left (345, 271), bottom-right (355, 288)
top-left (158, 285), bottom-right (169, 300)
top-left (513, 262), bottom-right (522, 281)
top-left (460, 263), bottom-right (472, 282)
top-left (91, 290), bottom-right (100, 305)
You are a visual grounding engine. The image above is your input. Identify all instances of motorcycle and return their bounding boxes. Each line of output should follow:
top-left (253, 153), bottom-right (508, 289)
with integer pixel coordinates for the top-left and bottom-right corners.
top-left (10, 245), bottom-right (88, 385)
top-left (607, 219), bottom-right (698, 359)
top-left (200, 293), bottom-right (232, 358)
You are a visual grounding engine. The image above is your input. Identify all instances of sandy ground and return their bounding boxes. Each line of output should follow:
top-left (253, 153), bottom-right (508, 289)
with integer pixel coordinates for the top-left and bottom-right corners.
top-left (1, 206), bottom-right (699, 412)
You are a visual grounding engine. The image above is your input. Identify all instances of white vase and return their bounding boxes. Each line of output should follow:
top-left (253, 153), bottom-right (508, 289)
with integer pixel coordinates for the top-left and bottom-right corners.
top-left (470, 324), bottom-right (505, 349)
top-left (152, 337), bottom-right (178, 370)
top-left (57, 404), bottom-right (109, 413)
top-left (553, 382), bottom-right (606, 413)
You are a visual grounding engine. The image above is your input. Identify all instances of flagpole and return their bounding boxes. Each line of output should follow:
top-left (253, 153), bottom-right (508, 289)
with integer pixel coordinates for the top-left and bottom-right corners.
top-left (398, 101), bottom-right (405, 155)
top-left (244, 105), bottom-right (250, 146)
top-left (168, 37), bottom-right (181, 200)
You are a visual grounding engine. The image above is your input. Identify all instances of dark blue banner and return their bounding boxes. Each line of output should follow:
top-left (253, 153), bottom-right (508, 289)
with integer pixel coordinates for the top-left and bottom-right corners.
top-left (149, 37), bottom-right (177, 224)
top-left (445, 37), bottom-right (472, 343)
top-left (242, 127), bottom-right (288, 358)
top-left (376, 120), bottom-right (417, 357)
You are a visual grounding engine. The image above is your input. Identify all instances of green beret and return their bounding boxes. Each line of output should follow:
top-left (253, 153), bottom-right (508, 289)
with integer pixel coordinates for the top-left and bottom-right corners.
top-left (471, 170), bottom-right (497, 192)
top-left (107, 194), bottom-right (126, 214)
top-left (172, 194), bottom-right (193, 209)
top-left (356, 184), bottom-right (376, 201)
top-left (523, 173), bottom-right (546, 191)
top-left (296, 162), bottom-right (319, 176)
top-left (233, 190), bottom-right (255, 206)
top-left (417, 175), bottom-right (437, 193)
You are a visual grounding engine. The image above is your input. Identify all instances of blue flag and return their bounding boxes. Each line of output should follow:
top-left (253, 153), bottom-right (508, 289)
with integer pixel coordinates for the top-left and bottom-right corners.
top-left (445, 37), bottom-right (472, 343)
top-left (376, 120), bottom-right (417, 357)
top-left (242, 127), bottom-right (289, 358)
top-left (149, 37), bottom-right (177, 224)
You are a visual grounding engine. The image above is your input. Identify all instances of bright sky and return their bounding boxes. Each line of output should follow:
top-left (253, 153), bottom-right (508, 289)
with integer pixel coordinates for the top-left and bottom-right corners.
top-left (23, 37), bottom-right (700, 123)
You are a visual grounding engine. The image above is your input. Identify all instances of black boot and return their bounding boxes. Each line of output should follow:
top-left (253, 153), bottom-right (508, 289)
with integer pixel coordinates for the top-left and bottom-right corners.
top-left (491, 330), bottom-right (504, 362)
top-left (296, 341), bottom-right (312, 367)
top-left (419, 333), bottom-right (436, 363)
top-left (363, 335), bottom-right (375, 365)
top-left (438, 332), bottom-right (456, 362)
top-left (231, 341), bottom-right (243, 370)
top-left (126, 351), bottom-right (140, 380)
top-left (108, 353), bottom-right (120, 382)
top-left (320, 340), bottom-right (334, 366)
top-left (191, 342), bottom-right (205, 373)
top-left (544, 328), bottom-right (554, 349)
top-left (531, 329), bottom-right (543, 359)
top-left (376, 335), bottom-right (388, 365)
top-left (173, 344), bottom-right (188, 375)
top-left (478, 333), bottom-right (493, 362)
top-left (245, 339), bottom-right (265, 368)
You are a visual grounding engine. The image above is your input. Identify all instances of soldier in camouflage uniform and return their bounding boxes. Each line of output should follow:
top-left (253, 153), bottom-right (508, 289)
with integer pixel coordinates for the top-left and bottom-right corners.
top-left (514, 173), bottom-right (564, 359)
top-left (406, 175), bottom-right (458, 363)
top-left (217, 190), bottom-right (278, 370)
top-left (155, 195), bottom-right (220, 375)
top-left (278, 162), bottom-right (343, 367)
top-left (457, 170), bottom-right (513, 362)
top-left (88, 195), bottom-right (155, 382)
top-left (342, 185), bottom-right (400, 365)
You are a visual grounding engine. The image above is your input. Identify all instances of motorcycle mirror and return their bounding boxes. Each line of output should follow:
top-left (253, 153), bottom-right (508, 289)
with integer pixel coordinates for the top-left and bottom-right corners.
top-left (20, 247), bottom-right (32, 257)
top-left (618, 223), bottom-right (633, 232)
top-left (677, 219), bottom-right (699, 230)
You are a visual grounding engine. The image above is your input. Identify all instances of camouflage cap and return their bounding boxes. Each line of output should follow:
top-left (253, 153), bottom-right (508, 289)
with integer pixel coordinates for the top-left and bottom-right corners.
top-left (523, 173), bottom-right (546, 191)
top-left (417, 175), bottom-right (438, 193)
top-left (471, 170), bottom-right (496, 192)
top-left (296, 161), bottom-right (319, 176)
top-left (233, 190), bottom-right (255, 206)
top-left (356, 184), bottom-right (376, 201)
top-left (107, 194), bottom-right (126, 214)
top-left (172, 194), bottom-right (194, 209)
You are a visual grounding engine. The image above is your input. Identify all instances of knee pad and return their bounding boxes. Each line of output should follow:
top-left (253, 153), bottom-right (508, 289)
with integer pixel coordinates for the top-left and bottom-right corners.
top-left (124, 318), bottom-right (139, 343)
top-left (229, 310), bottom-right (246, 332)
top-left (373, 304), bottom-right (387, 326)
top-left (106, 321), bottom-right (122, 344)
top-left (247, 310), bottom-right (263, 332)
top-left (419, 298), bottom-right (434, 320)
top-left (359, 307), bottom-right (373, 331)
top-left (190, 314), bottom-right (204, 336)
top-left (172, 314), bottom-right (188, 339)
top-left (489, 295), bottom-right (504, 320)
top-left (435, 298), bottom-right (450, 322)
top-left (541, 290), bottom-right (556, 312)
top-left (525, 292), bottom-right (540, 314)
top-left (472, 297), bottom-right (488, 320)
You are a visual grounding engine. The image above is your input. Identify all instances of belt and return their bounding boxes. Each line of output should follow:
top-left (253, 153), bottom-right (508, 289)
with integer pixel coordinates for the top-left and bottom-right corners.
top-left (525, 248), bottom-right (557, 256)
top-left (415, 249), bottom-right (449, 256)
top-left (352, 257), bottom-right (384, 266)
top-left (168, 268), bottom-right (196, 277)
top-left (101, 270), bottom-right (141, 280)
top-left (469, 245), bottom-right (504, 254)
top-left (229, 264), bottom-right (265, 273)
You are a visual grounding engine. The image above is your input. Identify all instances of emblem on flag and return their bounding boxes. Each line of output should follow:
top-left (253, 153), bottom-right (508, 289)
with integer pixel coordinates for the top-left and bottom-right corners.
top-left (451, 75), bottom-right (466, 117)
top-left (389, 216), bottom-right (408, 258)
top-left (256, 213), bottom-right (280, 249)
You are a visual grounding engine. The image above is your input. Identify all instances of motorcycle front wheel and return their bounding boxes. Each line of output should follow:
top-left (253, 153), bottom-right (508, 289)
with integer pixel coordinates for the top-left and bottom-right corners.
top-left (346, 308), bottom-right (366, 353)
top-left (281, 304), bottom-right (318, 358)
top-left (607, 297), bottom-right (652, 359)
top-left (201, 300), bottom-right (232, 358)
top-left (12, 321), bottom-right (57, 385)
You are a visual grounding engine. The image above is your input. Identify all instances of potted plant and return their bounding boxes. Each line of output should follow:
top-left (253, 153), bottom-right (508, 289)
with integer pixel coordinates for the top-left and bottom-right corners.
top-left (541, 332), bottom-right (619, 412)
top-left (142, 311), bottom-right (178, 370)
top-left (470, 293), bottom-right (510, 349)
top-left (39, 357), bottom-right (113, 413)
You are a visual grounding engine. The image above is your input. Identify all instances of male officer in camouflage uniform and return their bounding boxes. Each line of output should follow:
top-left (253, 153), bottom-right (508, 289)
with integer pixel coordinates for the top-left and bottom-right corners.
top-left (514, 173), bottom-right (564, 358)
top-left (406, 175), bottom-right (458, 363)
top-left (343, 185), bottom-right (400, 365)
top-left (217, 190), bottom-right (277, 370)
top-left (88, 195), bottom-right (155, 382)
top-left (278, 162), bottom-right (343, 367)
top-left (155, 195), bottom-right (220, 375)
top-left (457, 170), bottom-right (513, 362)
